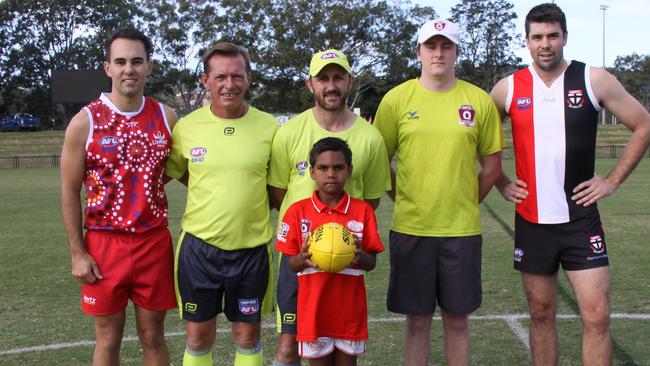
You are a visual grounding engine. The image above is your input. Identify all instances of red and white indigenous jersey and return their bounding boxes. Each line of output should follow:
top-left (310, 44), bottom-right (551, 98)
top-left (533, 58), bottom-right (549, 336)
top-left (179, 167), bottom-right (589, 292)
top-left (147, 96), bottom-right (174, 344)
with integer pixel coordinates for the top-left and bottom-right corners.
top-left (275, 191), bottom-right (384, 342)
top-left (82, 93), bottom-right (172, 233)
top-left (505, 61), bottom-right (600, 224)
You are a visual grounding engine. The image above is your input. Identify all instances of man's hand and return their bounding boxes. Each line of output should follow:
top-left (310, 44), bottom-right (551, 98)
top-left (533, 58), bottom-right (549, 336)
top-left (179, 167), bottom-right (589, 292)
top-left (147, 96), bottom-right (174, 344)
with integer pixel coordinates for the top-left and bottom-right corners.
top-left (71, 252), bottom-right (103, 284)
top-left (499, 179), bottom-right (529, 203)
top-left (571, 175), bottom-right (617, 206)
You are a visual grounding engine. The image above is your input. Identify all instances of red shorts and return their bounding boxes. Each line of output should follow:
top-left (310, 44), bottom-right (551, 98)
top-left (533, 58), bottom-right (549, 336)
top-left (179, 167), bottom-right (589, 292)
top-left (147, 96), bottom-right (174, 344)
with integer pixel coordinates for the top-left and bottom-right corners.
top-left (81, 226), bottom-right (176, 316)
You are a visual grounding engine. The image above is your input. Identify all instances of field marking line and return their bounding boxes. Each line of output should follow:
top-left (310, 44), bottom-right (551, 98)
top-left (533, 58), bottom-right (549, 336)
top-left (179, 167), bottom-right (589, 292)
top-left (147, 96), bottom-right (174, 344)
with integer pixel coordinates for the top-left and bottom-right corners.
top-left (2, 312), bottom-right (648, 356)
top-left (504, 316), bottom-right (530, 350)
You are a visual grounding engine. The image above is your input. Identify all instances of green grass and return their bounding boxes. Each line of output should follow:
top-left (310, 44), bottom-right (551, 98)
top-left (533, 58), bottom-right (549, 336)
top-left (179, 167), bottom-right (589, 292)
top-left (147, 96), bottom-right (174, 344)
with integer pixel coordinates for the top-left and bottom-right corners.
top-left (0, 131), bottom-right (65, 156)
top-left (0, 124), bottom-right (636, 157)
top-left (0, 159), bottom-right (649, 365)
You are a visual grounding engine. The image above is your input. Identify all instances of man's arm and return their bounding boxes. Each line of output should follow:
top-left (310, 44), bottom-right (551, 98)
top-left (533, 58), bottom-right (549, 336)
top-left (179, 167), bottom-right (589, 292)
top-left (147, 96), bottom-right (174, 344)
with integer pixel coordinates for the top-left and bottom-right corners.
top-left (162, 104), bottom-right (180, 184)
top-left (163, 104), bottom-right (179, 129)
top-left (478, 152), bottom-right (502, 203)
top-left (386, 166), bottom-right (396, 202)
top-left (364, 198), bottom-right (380, 210)
top-left (60, 111), bottom-right (102, 284)
top-left (268, 186), bottom-right (287, 211)
top-left (495, 171), bottom-right (529, 203)
top-left (489, 77), bottom-right (509, 121)
top-left (571, 67), bottom-right (650, 206)
top-left (489, 77), bottom-right (530, 203)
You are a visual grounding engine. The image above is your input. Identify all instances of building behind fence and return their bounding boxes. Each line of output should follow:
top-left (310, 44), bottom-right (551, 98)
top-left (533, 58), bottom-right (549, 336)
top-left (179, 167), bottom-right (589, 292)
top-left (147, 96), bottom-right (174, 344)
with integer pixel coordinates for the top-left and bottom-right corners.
top-left (1, 146), bottom-right (649, 169)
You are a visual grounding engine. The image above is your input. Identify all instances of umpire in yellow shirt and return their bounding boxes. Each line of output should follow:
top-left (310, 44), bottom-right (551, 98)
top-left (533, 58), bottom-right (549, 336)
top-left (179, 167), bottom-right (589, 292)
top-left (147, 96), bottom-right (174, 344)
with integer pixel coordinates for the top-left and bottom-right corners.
top-left (166, 43), bottom-right (278, 366)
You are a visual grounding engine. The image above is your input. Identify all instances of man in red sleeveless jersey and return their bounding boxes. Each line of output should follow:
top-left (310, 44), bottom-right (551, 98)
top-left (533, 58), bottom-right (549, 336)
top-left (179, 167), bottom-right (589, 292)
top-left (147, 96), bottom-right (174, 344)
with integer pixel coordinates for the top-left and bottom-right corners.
top-left (61, 28), bottom-right (178, 366)
top-left (491, 4), bottom-right (650, 365)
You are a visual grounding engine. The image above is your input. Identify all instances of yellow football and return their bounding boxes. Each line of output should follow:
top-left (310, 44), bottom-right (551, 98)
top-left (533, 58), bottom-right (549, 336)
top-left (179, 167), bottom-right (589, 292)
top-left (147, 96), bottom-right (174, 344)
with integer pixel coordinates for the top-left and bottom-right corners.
top-left (308, 222), bottom-right (357, 272)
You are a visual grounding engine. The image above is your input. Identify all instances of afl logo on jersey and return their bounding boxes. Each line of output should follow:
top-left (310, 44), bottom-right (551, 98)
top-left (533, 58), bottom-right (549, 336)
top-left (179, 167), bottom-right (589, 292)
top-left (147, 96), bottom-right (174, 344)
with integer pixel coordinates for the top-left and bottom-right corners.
top-left (99, 136), bottom-right (119, 152)
top-left (516, 97), bottom-right (532, 110)
top-left (566, 89), bottom-right (585, 109)
top-left (190, 146), bottom-right (207, 163)
top-left (296, 160), bottom-right (309, 176)
top-left (99, 136), bottom-right (119, 147)
top-left (458, 105), bottom-right (476, 127)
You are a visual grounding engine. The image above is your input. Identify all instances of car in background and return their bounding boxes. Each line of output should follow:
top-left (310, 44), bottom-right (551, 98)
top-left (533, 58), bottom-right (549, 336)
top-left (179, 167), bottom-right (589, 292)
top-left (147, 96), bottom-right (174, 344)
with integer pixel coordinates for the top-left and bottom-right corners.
top-left (0, 113), bottom-right (41, 132)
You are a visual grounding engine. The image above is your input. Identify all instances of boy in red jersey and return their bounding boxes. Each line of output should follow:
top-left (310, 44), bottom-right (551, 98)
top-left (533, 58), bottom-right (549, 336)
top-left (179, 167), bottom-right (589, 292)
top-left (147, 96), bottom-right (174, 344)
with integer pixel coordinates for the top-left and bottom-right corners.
top-left (275, 137), bottom-right (383, 366)
top-left (61, 28), bottom-right (177, 365)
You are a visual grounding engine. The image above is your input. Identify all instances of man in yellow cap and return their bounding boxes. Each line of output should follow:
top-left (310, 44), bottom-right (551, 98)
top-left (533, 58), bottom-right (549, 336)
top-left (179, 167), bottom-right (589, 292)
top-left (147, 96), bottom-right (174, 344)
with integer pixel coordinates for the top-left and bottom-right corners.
top-left (268, 49), bottom-right (390, 366)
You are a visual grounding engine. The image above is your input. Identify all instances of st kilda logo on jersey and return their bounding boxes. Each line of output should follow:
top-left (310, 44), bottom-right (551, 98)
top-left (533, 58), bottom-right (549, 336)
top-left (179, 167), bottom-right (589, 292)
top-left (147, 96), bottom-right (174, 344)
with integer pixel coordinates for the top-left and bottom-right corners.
top-left (566, 89), bottom-right (586, 109)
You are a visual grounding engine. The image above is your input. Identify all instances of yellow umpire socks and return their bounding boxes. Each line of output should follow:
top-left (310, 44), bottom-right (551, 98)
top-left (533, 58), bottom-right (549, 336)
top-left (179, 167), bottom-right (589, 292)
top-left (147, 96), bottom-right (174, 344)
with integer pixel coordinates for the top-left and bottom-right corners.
top-left (183, 347), bottom-right (212, 366)
top-left (234, 343), bottom-right (263, 366)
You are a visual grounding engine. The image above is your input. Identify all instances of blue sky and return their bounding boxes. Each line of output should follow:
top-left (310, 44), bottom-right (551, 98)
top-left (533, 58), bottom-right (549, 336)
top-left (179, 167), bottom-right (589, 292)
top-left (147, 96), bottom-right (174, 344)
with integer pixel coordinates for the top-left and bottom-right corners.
top-left (413, 0), bottom-right (650, 67)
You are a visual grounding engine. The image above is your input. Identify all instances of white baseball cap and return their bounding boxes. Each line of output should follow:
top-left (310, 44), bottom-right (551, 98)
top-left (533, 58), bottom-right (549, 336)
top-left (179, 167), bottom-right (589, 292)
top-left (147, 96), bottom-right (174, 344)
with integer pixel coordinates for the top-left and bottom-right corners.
top-left (417, 19), bottom-right (460, 45)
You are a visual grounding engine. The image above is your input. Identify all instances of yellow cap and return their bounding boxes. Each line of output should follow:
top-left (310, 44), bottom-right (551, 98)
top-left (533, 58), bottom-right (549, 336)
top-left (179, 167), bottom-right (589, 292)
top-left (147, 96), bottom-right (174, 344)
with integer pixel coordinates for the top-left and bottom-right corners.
top-left (308, 49), bottom-right (351, 76)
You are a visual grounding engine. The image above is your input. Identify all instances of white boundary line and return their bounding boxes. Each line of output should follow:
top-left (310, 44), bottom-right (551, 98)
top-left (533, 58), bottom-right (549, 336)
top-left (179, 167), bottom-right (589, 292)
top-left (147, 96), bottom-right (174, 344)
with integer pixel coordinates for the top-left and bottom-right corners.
top-left (2, 312), bottom-right (649, 356)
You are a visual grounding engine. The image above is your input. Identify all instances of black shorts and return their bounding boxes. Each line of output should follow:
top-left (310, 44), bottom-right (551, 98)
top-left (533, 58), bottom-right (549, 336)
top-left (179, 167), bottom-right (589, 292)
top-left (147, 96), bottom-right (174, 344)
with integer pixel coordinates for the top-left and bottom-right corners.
top-left (514, 211), bottom-right (608, 274)
top-left (175, 232), bottom-right (269, 323)
top-left (386, 231), bottom-right (482, 315)
top-left (276, 254), bottom-right (298, 333)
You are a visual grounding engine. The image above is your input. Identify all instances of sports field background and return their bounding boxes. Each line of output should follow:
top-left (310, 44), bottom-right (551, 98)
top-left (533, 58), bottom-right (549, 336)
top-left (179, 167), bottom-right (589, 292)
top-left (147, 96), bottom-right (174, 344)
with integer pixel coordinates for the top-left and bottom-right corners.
top-left (0, 129), bottom-right (649, 365)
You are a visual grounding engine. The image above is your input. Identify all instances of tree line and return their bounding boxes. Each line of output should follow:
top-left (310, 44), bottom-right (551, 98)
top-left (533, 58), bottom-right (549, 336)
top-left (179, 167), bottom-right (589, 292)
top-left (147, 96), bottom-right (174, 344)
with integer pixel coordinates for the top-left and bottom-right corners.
top-left (0, 0), bottom-right (647, 129)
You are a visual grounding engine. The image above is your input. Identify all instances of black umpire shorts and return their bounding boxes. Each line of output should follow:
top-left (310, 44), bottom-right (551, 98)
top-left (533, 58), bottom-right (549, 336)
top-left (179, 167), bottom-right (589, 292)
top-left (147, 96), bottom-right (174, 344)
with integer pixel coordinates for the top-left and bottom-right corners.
top-left (276, 254), bottom-right (298, 333)
top-left (175, 232), bottom-right (269, 323)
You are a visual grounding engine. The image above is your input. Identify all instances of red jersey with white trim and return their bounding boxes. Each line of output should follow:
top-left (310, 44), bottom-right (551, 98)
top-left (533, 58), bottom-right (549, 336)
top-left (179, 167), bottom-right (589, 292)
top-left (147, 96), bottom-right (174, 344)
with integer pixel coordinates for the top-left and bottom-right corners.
top-left (275, 191), bottom-right (384, 342)
top-left (505, 61), bottom-right (600, 224)
top-left (83, 94), bottom-right (172, 233)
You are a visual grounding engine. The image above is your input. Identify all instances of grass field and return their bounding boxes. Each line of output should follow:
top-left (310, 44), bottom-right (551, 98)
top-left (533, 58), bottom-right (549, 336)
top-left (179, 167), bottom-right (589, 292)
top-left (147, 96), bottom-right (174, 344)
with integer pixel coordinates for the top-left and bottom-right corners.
top-left (0, 157), bottom-right (649, 365)
top-left (0, 124), bottom-right (637, 156)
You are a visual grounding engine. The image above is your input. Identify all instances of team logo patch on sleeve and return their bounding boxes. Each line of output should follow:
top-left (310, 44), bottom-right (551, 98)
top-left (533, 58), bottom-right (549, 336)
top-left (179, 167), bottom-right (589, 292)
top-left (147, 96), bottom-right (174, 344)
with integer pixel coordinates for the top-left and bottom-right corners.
top-left (277, 222), bottom-right (290, 242)
top-left (458, 105), bottom-right (476, 127)
top-left (566, 89), bottom-right (585, 109)
top-left (238, 298), bottom-right (259, 315)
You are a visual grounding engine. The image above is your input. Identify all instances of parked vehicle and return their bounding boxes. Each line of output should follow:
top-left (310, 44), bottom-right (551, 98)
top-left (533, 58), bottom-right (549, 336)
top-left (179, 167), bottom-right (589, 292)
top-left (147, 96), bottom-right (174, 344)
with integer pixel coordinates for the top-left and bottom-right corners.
top-left (0, 114), bottom-right (41, 132)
